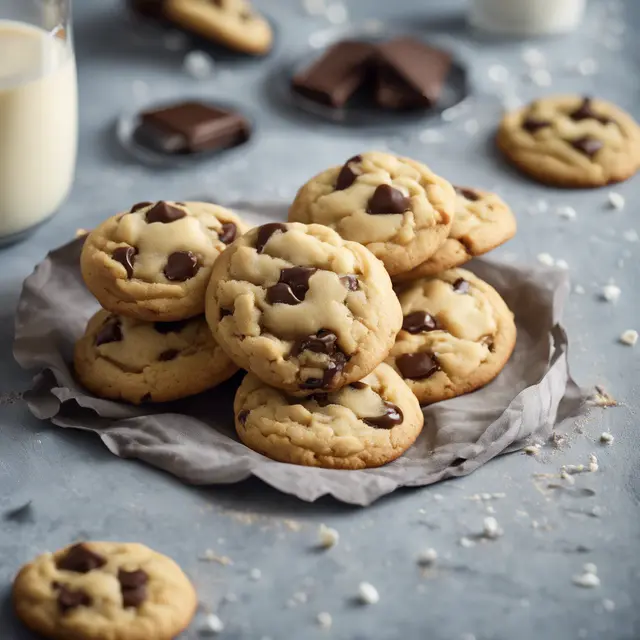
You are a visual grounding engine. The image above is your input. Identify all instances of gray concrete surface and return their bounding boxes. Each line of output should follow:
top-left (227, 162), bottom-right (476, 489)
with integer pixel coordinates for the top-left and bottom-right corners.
top-left (1, 0), bottom-right (639, 638)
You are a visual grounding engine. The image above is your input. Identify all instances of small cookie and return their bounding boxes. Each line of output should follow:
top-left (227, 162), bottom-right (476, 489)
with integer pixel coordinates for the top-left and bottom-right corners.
top-left (288, 151), bottom-right (456, 276)
top-left (497, 95), bottom-right (640, 187)
top-left (387, 269), bottom-right (516, 405)
top-left (13, 541), bottom-right (197, 640)
top-left (234, 363), bottom-right (424, 469)
top-left (393, 186), bottom-right (517, 282)
top-left (206, 221), bottom-right (402, 393)
top-left (164, 0), bottom-right (273, 56)
top-left (81, 201), bottom-right (248, 322)
top-left (74, 310), bottom-right (237, 404)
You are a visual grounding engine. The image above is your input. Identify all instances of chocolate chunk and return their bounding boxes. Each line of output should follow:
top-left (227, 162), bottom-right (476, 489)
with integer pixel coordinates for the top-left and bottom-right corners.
top-left (135, 101), bottom-right (251, 155)
top-left (311, 393), bottom-right (330, 406)
top-left (454, 186), bottom-right (480, 202)
top-left (350, 381), bottom-right (368, 390)
top-left (218, 222), bottom-right (237, 244)
top-left (291, 329), bottom-right (338, 356)
top-left (154, 320), bottom-right (189, 334)
top-left (363, 402), bottom-right (403, 429)
top-left (141, 393), bottom-right (152, 403)
top-left (367, 185), bottom-right (410, 215)
top-left (238, 410), bottom-right (249, 425)
top-left (335, 155), bottom-right (362, 190)
top-left (522, 118), bottom-right (551, 134)
top-left (159, 349), bottom-right (179, 361)
top-left (402, 311), bottom-right (438, 333)
top-left (96, 319), bottom-right (122, 346)
top-left (164, 251), bottom-right (199, 281)
top-left (57, 585), bottom-right (92, 613)
top-left (571, 136), bottom-right (603, 158)
top-left (570, 98), bottom-right (611, 125)
top-left (118, 569), bottom-right (148, 608)
top-left (130, 201), bottom-right (152, 212)
top-left (266, 282), bottom-right (302, 305)
top-left (278, 267), bottom-right (316, 300)
top-left (452, 278), bottom-right (470, 294)
top-left (301, 352), bottom-right (347, 390)
top-left (396, 352), bottom-right (439, 380)
top-left (220, 308), bottom-right (233, 318)
top-left (145, 201), bottom-right (186, 224)
top-left (292, 41), bottom-right (376, 108)
top-left (57, 543), bottom-right (106, 573)
top-left (340, 275), bottom-right (359, 291)
top-left (112, 246), bottom-right (137, 278)
top-left (255, 223), bottom-right (287, 254)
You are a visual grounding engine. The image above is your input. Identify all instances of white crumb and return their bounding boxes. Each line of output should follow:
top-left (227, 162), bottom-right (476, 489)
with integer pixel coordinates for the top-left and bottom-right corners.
top-left (591, 505), bottom-right (603, 517)
top-left (576, 58), bottom-right (598, 75)
top-left (573, 572), bottom-right (600, 588)
top-left (308, 32), bottom-right (326, 49)
top-left (163, 31), bottom-right (187, 51)
top-left (325, 2), bottom-right (348, 24)
top-left (318, 524), bottom-right (339, 548)
top-left (417, 548), bottom-right (438, 566)
top-left (602, 599), bottom-right (616, 612)
top-left (601, 284), bottom-right (621, 303)
top-left (302, 0), bottom-right (326, 15)
top-left (588, 454), bottom-right (599, 472)
top-left (600, 432), bottom-right (614, 444)
top-left (317, 612), bottom-right (333, 628)
top-left (486, 505), bottom-right (496, 514)
top-left (199, 613), bottom-right (224, 635)
top-left (537, 253), bottom-right (555, 267)
top-left (562, 464), bottom-right (586, 475)
top-left (529, 68), bottom-right (552, 86)
top-left (250, 568), bottom-right (262, 581)
top-left (483, 517), bottom-right (503, 539)
top-left (583, 563), bottom-right (598, 575)
top-left (523, 444), bottom-right (541, 455)
top-left (560, 470), bottom-right (576, 484)
top-left (620, 329), bottom-right (638, 346)
top-left (556, 205), bottom-right (577, 220)
top-left (184, 51), bottom-right (215, 79)
top-left (460, 536), bottom-right (476, 548)
top-left (574, 285), bottom-right (585, 295)
top-left (293, 591), bottom-right (308, 604)
top-left (528, 199), bottom-right (549, 215)
top-left (555, 259), bottom-right (569, 270)
top-left (463, 118), bottom-right (480, 135)
top-left (522, 47), bottom-right (546, 67)
top-left (418, 129), bottom-right (445, 144)
top-left (488, 64), bottom-right (509, 83)
top-left (200, 549), bottom-right (233, 565)
top-left (608, 192), bottom-right (625, 210)
top-left (622, 229), bottom-right (638, 242)
top-left (358, 582), bottom-right (379, 605)
top-left (433, 493), bottom-right (444, 501)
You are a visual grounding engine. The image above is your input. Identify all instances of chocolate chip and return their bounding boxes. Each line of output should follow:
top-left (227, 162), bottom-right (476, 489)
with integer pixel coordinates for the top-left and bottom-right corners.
top-left (266, 283), bottom-right (302, 305)
top-left (522, 118), bottom-right (551, 134)
top-left (402, 311), bottom-right (438, 333)
top-left (570, 97), bottom-right (611, 125)
top-left (300, 352), bottom-right (347, 390)
top-left (154, 320), bottom-right (189, 334)
top-left (220, 308), bottom-right (233, 318)
top-left (96, 319), bottom-right (122, 346)
top-left (350, 381), bottom-right (368, 390)
top-left (280, 267), bottom-right (317, 299)
top-left (164, 251), bottom-right (199, 281)
top-left (145, 201), bottom-right (186, 224)
top-left (571, 136), bottom-right (603, 158)
top-left (238, 410), bottom-right (249, 425)
top-left (291, 329), bottom-right (338, 356)
top-left (159, 349), bottom-right (179, 361)
top-left (118, 569), bottom-right (148, 608)
top-left (335, 155), bottom-right (362, 191)
top-left (363, 402), bottom-right (403, 429)
top-left (340, 275), bottom-right (359, 291)
top-left (57, 584), bottom-right (92, 613)
top-left (141, 393), bottom-right (152, 403)
top-left (311, 393), bottom-right (330, 406)
top-left (454, 186), bottom-right (480, 201)
top-left (112, 246), bottom-right (137, 278)
top-left (56, 543), bottom-right (106, 573)
top-left (396, 352), bottom-right (439, 380)
top-left (452, 278), bottom-right (470, 294)
top-left (130, 201), bottom-right (152, 213)
top-left (218, 222), bottom-right (237, 244)
top-left (255, 223), bottom-right (287, 254)
top-left (367, 184), bottom-right (410, 215)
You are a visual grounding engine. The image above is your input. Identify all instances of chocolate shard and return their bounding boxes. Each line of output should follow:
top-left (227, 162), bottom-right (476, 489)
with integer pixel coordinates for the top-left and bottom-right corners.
top-left (164, 251), bottom-right (199, 281)
top-left (335, 155), bottom-right (363, 191)
top-left (363, 402), bottom-right (403, 429)
top-left (291, 329), bottom-right (338, 357)
top-left (112, 246), bottom-right (137, 278)
top-left (367, 184), bottom-right (410, 215)
top-left (146, 201), bottom-right (186, 224)
top-left (402, 311), bottom-right (438, 333)
top-left (218, 222), bottom-right (237, 244)
top-left (522, 118), bottom-right (551, 134)
top-left (56, 543), bottom-right (106, 573)
top-left (57, 585), bottom-right (92, 612)
top-left (454, 186), bottom-right (480, 202)
top-left (118, 569), bottom-right (149, 608)
top-left (96, 319), bottom-right (122, 347)
top-left (571, 136), bottom-right (603, 158)
top-left (570, 97), bottom-right (611, 125)
top-left (452, 278), bottom-right (470, 294)
top-left (396, 352), bottom-right (439, 380)
top-left (255, 223), bottom-right (287, 254)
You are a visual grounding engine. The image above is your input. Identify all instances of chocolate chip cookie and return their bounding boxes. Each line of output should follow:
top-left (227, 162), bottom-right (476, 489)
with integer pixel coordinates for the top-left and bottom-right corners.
top-left (288, 151), bottom-right (456, 276)
top-left (393, 186), bottom-right (517, 282)
top-left (234, 363), bottom-right (423, 469)
top-left (497, 95), bottom-right (640, 187)
top-left (81, 201), bottom-right (248, 322)
top-left (74, 310), bottom-right (237, 404)
top-left (387, 269), bottom-right (516, 405)
top-left (206, 221), bottom-right (403, 393)
top-left (13, 541), bottom-right (197, 640)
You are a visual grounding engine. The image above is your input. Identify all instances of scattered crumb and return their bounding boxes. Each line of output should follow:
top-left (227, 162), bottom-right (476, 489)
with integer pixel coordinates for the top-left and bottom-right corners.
top-left (562, 464), bottom-right (586, 475)
top-left (325, 2), bottom-right (348, 24)
top-left (466, 492), bottom-right (506, 501)
top-left (601, 284), bottom-right (621, 303)
top-left (529, 199), bottom-right (549, 215)
top-left (620, 329), bottom-right (638, 346)
top-left (318, 524), bottom-right (339, 548)
top-left (602, 599), bottom-right (616, 612)
top-left (486, 505), bottom-right (496, 514)
top-left (75, 228), bottom-right (89, 237)
top-left (556, 205), bottom-right (577, 220)
top-left (199, 613), bottom-right (224, 635)
top-left (560, 470), bottom-right (576, 484)
top-left (249, 568), bottom-right (262, 581)
top-left (522, 47), bottom-right (546, 67)
top-left (588, 454), bottom-right (599, 472)
top-left (599, 432), bottom-right (614, 445)
top-left (591, 506), bottom-right (603, 518)
top-left (589, 386), bottom-right (618, 407)
top-left (537, 252), bottom-right (555, 267)
top-left (463, 119), bottom-right (480, 135)
top-left (573, 284), bottom-right (586, 295)
top-left (573, 571), bottom-right (600, 588)
top-left (459, 536), bottom-right (476, 548)
top-left (576, 58), bottom-right (598, 75)
top-left (483, 517), bottom-right (503, 539)
top-left (523, 444), bottom-right (541, 455)
top-left (418, 129), bottom-right (445, 144)
top-left (433, 493), bottom-right (444, 502)
top-left (622, 229), bottom-right (638, 242)
top-left (417, 548), bottom-right (438, 566)
top-left (283, 519), bottom-right (302, 532)
top-left (555, 259), bottom-right (569, 270)
top-left (317, 612), bottom-right (333, 629)
top-left (583, 563), bottom-right (598, 575)
top-left (200, 550), bottom-right (233, 565)
top-left (417, 508), bottom-right (427, 514)
top-left (488, 64), bottom-right (509, 83)
top-left (607, 192), bottom-right (625, 210)
top-left (357, 582), bottom-right (380, 605)
top-left (292, 591), bottom-right (308, 604)
top-left (528, 68), bottom-right (552, 86)
top-left (183, 51), bottom-right (215, 79)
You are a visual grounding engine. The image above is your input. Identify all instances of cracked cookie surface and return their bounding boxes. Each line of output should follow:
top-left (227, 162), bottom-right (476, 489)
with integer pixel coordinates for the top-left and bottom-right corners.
top-left (13, 541), bottom-right (197, 640)
top-left (206, 221), bottom-right (402, 393)
top-left (234, 363), bottom-right (423, 469)
top-left (74, 310), bottom-right (237, 404)
top-left (288, 151), bottom-right (456, 276)
top-left (497, 95), bottom-right (640, 187)
top-left (387, 269), bottom-right (516, 405)
top-left (81, 201), bottom-right (248, 322)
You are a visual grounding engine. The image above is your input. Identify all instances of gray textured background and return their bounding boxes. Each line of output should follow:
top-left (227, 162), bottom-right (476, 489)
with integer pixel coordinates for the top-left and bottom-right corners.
top-left (1, 0), bottom-right (639, 638)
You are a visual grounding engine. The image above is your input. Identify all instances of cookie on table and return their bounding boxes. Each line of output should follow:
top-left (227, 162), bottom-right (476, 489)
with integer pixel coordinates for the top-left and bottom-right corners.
top-left (81, 201), bottom-right (248, 322)
top-left (164, 0), bottom-right (273, 56)
top-left (74, 310), bottom-right (237, 404)
top-left (387, 269), bottom-right (516, 405)
top-left (234, 364), bottom-right (424, 469)
top-left (288, 151), bottom-right (456, 276)
top-left (393, 186), bottom-right (517, 283)
top-left (497, 95), bottom-right (640, 187)
top-left (206, 221), bottom-right (403, 393)
top-left (13, 541), bottom-right (197, 640)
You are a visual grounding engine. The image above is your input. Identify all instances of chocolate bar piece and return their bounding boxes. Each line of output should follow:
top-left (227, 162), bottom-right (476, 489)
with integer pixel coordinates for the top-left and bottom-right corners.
top-left (134, 101), bottom-right (250, 155)
top-left (375, 37), bottom-right (452, 109)
top-left (292, 40), bottom-right (375, 108)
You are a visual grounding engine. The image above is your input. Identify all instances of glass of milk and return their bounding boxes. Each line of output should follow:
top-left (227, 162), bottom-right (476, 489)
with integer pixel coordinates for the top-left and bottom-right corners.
top-left (0, 0), bottom-right (77, 244)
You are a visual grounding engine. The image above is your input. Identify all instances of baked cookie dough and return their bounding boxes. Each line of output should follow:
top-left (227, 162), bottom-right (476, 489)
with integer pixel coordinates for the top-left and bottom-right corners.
top-left (206, 221), bottom-right (402, 393)
top-left (288, 151), bottom-right (456, 276)
top-left (234, 363), bottom-right (424, 469)
top-left (497, 95), bottom-right (640, 187)
top-left (393, 186), bottom-right (517, 282)
top-left (13, 541), bottom-right (197, 640)
top-left (74, 310), bottom-right (237, 404)
top-left (81, 201), bottom-right (248, 322)
top-left (387, 269), bottom-right (516, 405)
top-left (164, 0), bottom-right (273, 56)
